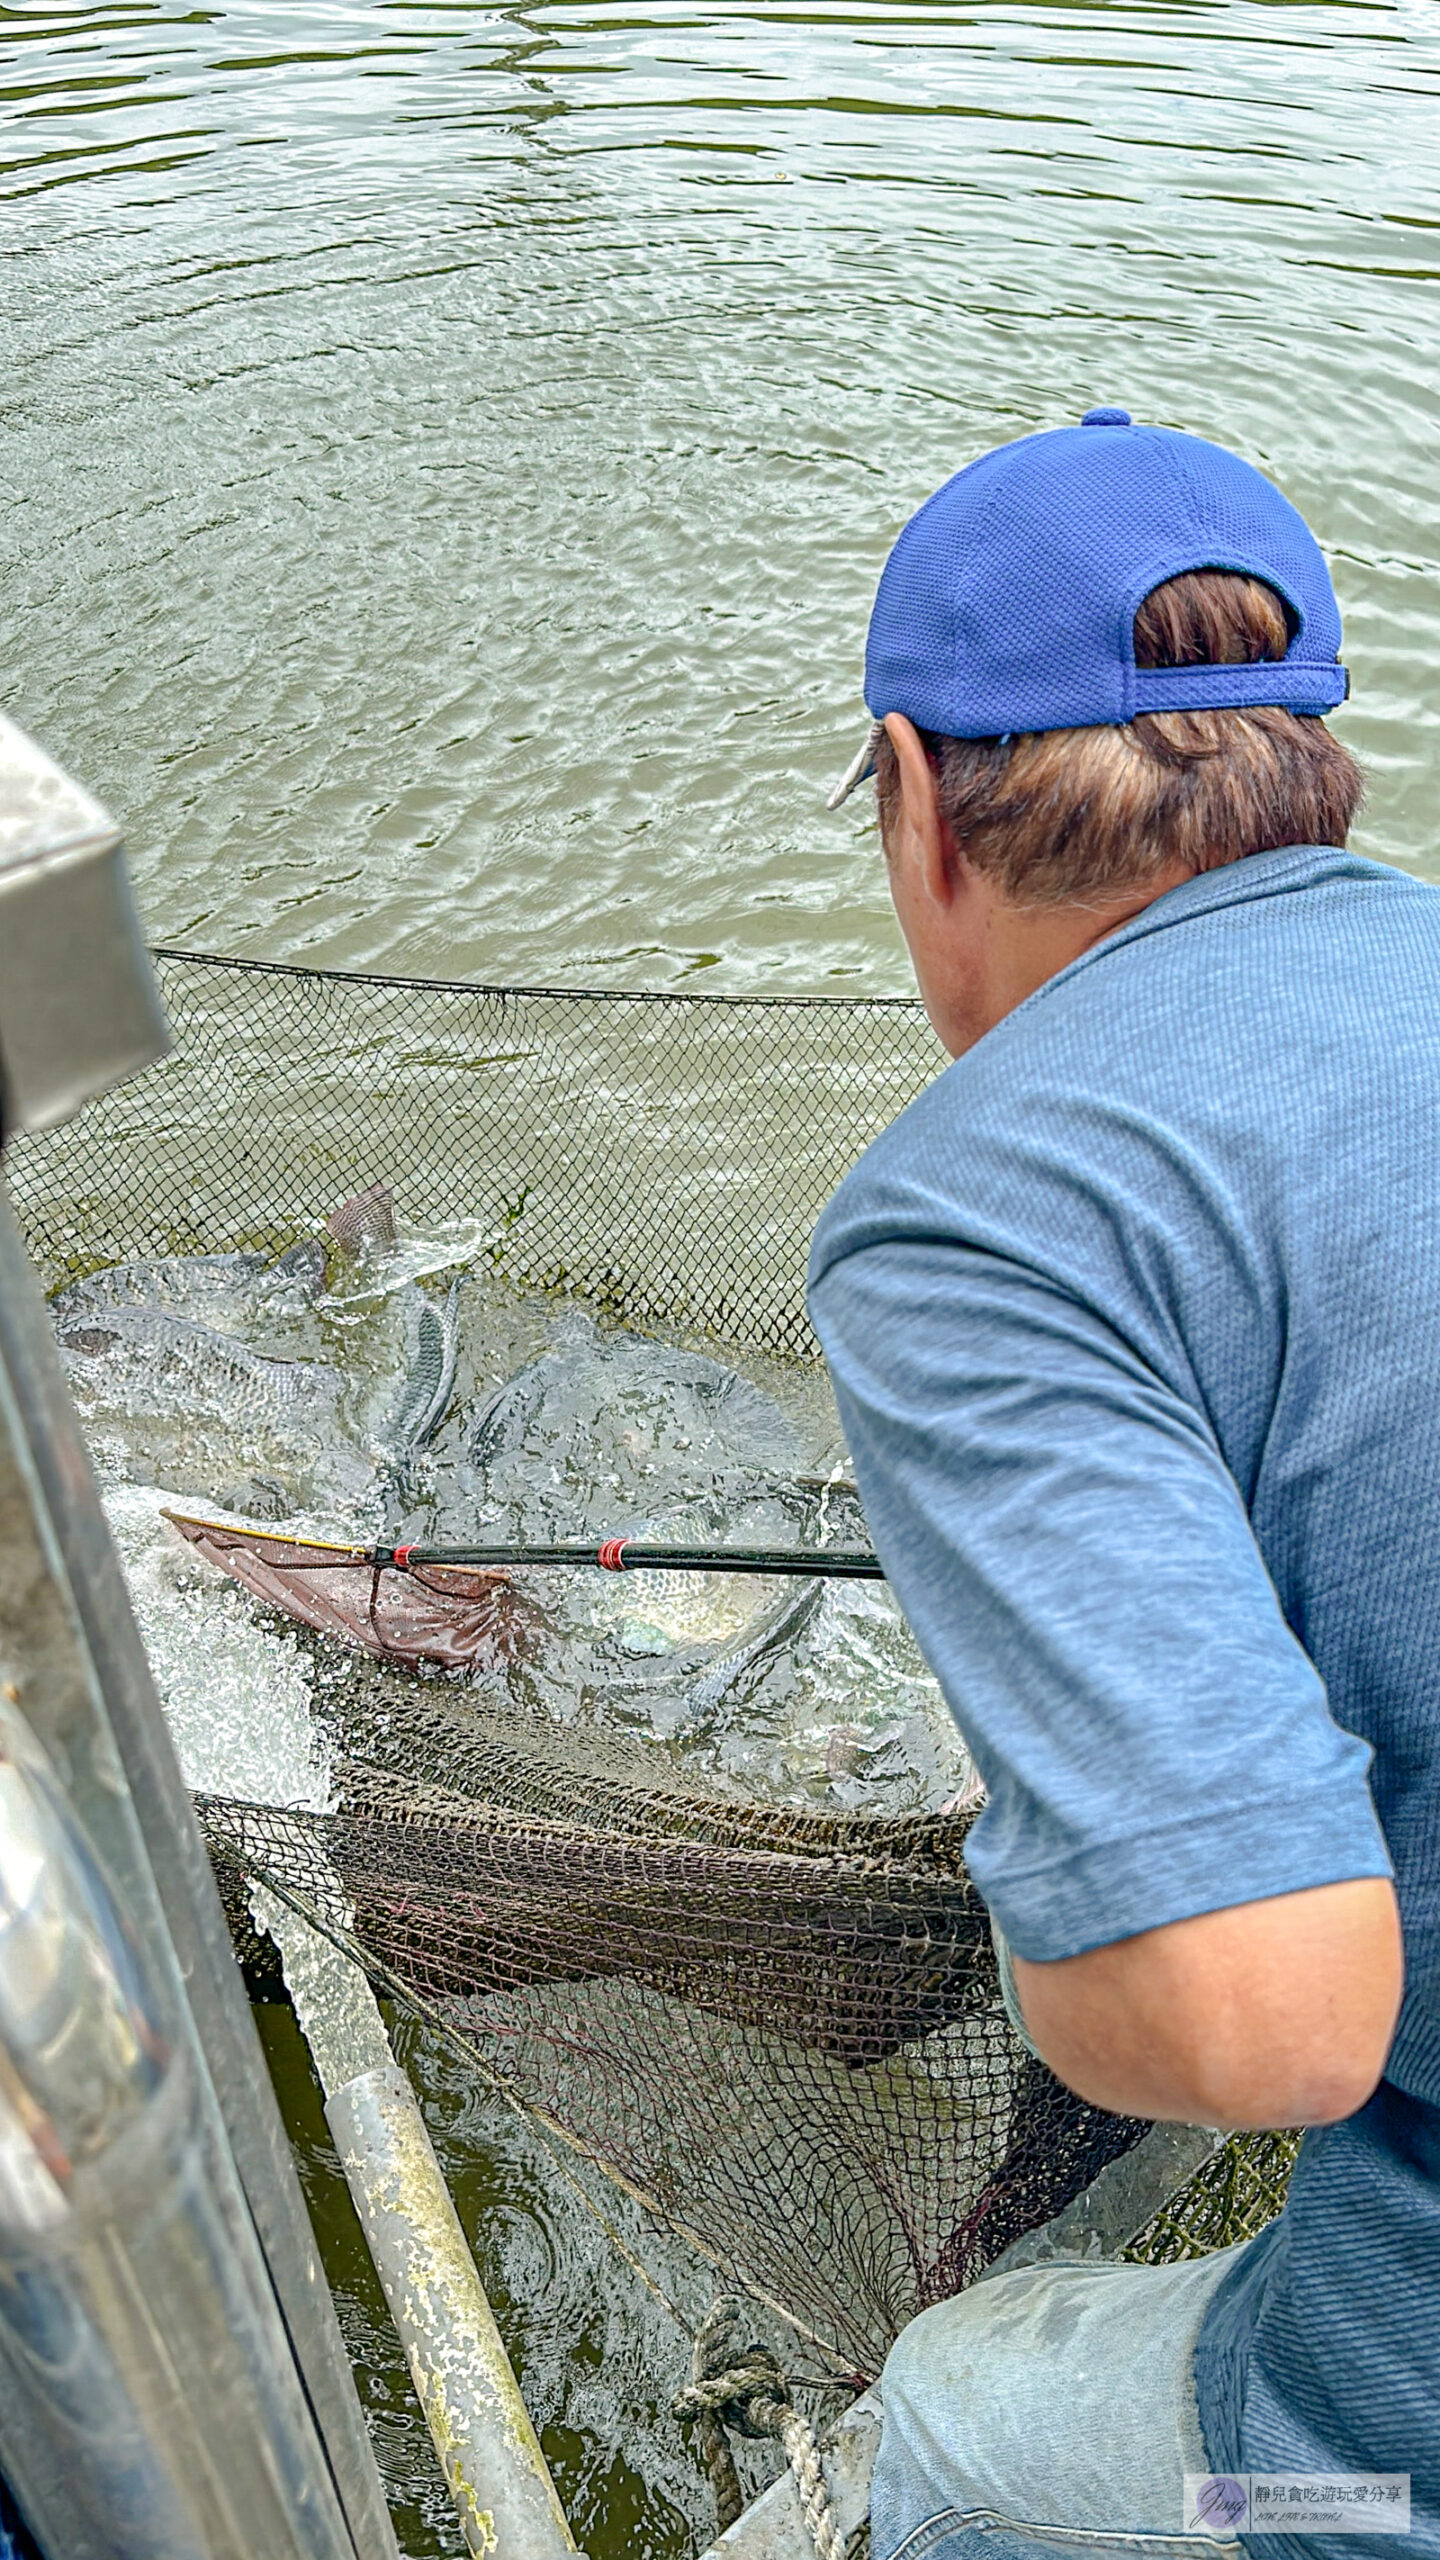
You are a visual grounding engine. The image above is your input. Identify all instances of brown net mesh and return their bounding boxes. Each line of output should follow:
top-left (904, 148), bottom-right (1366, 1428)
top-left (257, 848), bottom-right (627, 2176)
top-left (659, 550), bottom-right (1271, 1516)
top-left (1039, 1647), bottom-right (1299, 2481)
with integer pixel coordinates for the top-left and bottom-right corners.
top-left (4, 948), bottom-right (1295, 2377)
top-left (162, 1513), bottom-right (533, 1669)
top-left (194, 1697), bottom-right (1149, 2383)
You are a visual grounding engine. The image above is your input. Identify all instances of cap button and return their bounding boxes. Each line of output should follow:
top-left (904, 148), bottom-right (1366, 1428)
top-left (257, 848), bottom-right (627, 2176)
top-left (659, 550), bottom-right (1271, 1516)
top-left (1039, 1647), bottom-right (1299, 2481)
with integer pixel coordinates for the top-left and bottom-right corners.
top-left (1081, 406), bottom-right (1132, 427)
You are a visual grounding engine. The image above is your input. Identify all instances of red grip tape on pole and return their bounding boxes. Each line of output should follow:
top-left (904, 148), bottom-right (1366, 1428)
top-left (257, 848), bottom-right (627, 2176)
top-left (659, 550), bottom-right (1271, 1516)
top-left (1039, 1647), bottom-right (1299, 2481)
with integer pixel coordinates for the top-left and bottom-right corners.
top-left (598, 1539), bottom-right (629, 1572)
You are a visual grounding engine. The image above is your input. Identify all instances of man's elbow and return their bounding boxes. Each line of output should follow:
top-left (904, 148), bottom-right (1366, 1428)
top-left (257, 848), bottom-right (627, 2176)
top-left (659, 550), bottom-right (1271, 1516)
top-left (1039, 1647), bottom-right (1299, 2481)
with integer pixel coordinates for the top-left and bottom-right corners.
top-left (1159, 2004), bottom-right (1394, 2131)
top-left (1012, 1878), bottom-right (1403, 2130)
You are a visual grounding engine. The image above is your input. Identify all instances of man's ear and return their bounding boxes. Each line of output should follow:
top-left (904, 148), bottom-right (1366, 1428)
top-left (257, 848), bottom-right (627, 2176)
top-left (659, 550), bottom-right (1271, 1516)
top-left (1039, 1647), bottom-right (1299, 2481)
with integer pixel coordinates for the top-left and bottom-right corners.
top-left (883, 714), bottom-right (956, 904)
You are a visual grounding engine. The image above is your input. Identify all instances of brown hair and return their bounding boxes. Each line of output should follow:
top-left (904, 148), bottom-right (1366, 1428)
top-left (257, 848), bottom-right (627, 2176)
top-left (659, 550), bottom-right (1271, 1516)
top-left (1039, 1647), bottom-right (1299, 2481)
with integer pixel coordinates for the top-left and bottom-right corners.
top-left (874, 570), bottom-right (1363, 906)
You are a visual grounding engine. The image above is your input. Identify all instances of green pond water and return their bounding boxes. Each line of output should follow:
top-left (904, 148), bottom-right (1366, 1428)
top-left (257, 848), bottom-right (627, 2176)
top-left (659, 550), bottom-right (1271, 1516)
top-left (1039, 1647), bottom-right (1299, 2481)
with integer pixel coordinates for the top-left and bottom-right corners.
top-left (3, 0), bottom-right (1440, 1001)
top-left (5, 0), bottom-right (1440, 2550)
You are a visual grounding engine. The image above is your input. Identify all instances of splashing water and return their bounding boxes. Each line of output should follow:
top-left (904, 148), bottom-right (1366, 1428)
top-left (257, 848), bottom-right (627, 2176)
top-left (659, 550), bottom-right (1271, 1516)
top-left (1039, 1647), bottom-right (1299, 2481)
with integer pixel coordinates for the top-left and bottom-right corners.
top-left (103, 1484), bottom-right (334, 1813)
top-left (74, 1236), bottom-right (971, 2560)
top-left (69, 1242), bottom-right (968, 1816)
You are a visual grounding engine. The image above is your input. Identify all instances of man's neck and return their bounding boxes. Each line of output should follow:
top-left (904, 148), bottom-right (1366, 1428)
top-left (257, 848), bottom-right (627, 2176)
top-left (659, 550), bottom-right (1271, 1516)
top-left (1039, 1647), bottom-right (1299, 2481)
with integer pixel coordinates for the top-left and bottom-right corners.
top-left (978, 863), bottom-right (1193, 1030)
top-left (931, 857), bottom-right (1196, 1057)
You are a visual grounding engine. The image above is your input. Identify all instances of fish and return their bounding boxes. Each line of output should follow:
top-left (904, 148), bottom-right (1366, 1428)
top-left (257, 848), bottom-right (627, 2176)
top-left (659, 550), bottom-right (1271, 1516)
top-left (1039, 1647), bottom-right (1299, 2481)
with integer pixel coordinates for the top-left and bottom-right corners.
top-left (159, 1504), bottom-right (819, 1696)
top-left (59, 1226), bottom-right (837, 1716)
top-left (318, 1187), bottom-right (463, 1465)
top-left (161, 1309), bottom-right (832, 1697)
top-left (51, 1192), bottom-right (466, 1520)
top-left (384, 1279), bottom-right (462, 1458)
top-left (447, 1321), bottom-right (829, 1712)
top-left (464, 1327), bottom-right (806, 1530)
top-left (325, 1181), bottom-right (398, 1258)
top-left (53, 1260), bottom-right (371, 1516)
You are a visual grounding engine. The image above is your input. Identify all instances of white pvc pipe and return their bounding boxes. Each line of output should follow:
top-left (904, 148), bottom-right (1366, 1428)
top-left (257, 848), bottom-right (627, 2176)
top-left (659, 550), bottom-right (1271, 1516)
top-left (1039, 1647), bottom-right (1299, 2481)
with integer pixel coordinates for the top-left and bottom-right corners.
top-left (327, 2063), bottom-right (579, 2560)
top-left (254, 1889), bottom-right (576, 2560)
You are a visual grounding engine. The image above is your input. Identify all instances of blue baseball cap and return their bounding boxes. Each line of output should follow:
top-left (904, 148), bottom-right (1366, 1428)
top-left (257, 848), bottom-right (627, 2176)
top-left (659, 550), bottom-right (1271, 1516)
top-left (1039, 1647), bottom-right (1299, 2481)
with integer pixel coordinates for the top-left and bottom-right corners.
top-left (827, 409), bottom-right (1347, 806)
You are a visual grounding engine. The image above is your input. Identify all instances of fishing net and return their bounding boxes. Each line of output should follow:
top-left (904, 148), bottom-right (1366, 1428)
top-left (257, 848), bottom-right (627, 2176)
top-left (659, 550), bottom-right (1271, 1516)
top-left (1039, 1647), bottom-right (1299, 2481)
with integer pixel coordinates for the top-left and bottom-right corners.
top-left (162, 1514), bottom-right (533, 1670)
top-left (3, 949), bottom-right (1296, 2383)
top-left (10, 948), bottom-right (945, 1357)
top-left (197, 1690), bottom-right (1151, 2382)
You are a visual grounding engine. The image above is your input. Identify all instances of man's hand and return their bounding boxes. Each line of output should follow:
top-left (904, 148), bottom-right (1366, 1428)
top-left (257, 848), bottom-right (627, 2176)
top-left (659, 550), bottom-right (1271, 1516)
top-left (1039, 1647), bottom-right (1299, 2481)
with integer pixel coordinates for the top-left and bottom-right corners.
top-left (1011, 1879), bottom-right (1403, 2127)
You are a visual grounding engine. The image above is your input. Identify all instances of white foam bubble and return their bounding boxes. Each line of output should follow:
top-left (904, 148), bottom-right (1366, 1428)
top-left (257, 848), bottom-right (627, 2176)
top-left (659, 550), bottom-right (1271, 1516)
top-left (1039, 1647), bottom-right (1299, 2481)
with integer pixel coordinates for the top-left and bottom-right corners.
top-left (102, 1485), bottom-right (333, 1813)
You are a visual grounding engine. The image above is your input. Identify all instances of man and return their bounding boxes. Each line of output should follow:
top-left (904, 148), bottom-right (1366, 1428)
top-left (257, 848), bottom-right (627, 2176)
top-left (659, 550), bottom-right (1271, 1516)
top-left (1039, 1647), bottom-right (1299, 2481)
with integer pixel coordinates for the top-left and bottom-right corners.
top-left (808, 410), bottom-right (1433, 2560)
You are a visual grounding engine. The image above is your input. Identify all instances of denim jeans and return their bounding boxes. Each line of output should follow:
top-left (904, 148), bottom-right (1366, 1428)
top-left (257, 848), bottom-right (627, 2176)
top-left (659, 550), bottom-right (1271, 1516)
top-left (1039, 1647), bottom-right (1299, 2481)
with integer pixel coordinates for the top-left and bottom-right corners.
top-left (871, 2238), bottom-right (1257, 2560)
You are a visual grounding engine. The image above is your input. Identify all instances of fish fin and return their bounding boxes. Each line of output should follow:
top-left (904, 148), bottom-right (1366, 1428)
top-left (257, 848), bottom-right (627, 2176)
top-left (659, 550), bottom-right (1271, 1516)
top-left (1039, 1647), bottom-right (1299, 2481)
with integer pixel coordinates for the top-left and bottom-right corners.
top-left (325, 1182), bottom-right (398, 1256)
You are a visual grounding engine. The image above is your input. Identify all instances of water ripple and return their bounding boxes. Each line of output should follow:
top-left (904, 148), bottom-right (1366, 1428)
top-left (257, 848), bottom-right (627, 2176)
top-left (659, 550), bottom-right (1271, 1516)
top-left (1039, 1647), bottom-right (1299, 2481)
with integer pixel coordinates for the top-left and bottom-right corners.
top-left (2, 1), bottom-right (1436, 988)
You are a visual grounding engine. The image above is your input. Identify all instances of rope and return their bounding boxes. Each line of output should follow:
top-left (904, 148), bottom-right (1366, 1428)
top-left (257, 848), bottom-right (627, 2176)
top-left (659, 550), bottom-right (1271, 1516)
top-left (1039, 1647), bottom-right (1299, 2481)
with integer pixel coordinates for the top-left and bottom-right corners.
top-left (673, 2297), bottom-right (846, 2559)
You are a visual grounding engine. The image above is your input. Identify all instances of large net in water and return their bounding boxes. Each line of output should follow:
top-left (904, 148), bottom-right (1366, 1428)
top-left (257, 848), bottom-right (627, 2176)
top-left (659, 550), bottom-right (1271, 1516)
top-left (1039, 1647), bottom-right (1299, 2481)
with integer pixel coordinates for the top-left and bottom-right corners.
top-left (5, 948), bottom-right (1296, 2384)
top-left (197, 1699), bottom-right (1149, 2381)
top-left (12, 947), bottom-right (945, 1357)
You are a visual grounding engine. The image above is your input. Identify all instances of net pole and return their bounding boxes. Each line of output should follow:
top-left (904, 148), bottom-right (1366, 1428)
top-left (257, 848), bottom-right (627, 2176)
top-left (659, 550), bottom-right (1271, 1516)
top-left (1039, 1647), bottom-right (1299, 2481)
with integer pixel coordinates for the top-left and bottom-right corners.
top-left (383, 1541), bottom-right (886, 1580)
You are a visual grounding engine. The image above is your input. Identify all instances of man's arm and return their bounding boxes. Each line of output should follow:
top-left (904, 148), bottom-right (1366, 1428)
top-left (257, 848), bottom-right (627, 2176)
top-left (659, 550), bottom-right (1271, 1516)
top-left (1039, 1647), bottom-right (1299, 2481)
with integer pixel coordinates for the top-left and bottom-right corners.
top-left (1012, 1878), bottom-right (1403, 2128)
top-left (810, 1221), bottom-right (1398, 2132)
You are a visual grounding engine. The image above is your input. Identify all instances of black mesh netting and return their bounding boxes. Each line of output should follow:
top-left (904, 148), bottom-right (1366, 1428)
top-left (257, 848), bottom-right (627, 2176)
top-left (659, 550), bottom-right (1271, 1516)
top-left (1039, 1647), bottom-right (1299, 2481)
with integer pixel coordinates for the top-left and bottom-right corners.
top-left (4, 949), bottom-right (1294, 2376)
top-left (11, 948), bottom-right (945, 1355)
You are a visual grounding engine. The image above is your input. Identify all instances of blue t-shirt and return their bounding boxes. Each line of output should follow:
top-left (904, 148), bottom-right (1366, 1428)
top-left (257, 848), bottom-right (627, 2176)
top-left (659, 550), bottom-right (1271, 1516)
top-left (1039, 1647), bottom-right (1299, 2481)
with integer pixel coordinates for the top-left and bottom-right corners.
top-left (808, 845), bottom-right (1438, 2559)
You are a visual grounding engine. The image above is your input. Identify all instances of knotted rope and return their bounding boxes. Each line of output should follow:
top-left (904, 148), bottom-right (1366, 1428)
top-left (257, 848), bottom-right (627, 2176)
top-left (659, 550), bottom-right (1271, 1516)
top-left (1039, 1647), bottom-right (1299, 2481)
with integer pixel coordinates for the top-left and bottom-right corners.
top-left (672, 2297), bottom-right (846, 2560)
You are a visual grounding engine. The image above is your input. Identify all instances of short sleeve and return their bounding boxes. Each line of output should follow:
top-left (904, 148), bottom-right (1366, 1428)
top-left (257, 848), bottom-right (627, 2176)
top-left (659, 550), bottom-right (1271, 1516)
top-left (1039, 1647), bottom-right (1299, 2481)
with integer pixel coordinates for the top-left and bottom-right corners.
top-left (809, 1229), bottom-right (1391, 1962)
